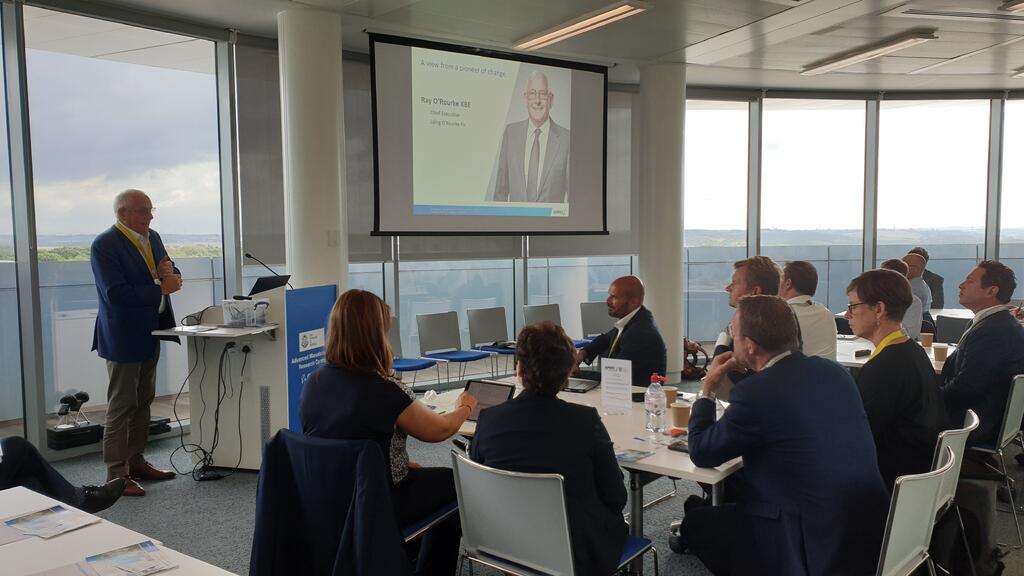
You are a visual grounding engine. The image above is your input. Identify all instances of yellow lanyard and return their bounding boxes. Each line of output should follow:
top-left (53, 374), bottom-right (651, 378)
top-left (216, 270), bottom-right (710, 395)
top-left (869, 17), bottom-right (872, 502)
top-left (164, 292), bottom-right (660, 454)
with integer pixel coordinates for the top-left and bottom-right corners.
top-left (609, 332), bottom-right (621, 356)
top-left (867, 329), bottom-right (906, 362)
top-left (115, 222), bottom-right (157, 280)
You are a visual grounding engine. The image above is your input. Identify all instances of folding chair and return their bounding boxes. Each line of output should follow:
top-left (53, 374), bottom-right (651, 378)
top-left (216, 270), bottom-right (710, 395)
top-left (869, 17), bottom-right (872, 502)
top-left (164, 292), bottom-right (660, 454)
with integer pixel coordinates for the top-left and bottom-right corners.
top-left (452, 451), bottom-right (658, 576)
top-left (581, 301), bottom-right (616, 339)
top-left (930, 410), bottom-right (979, 576)
top-left (935, 315), bottom-right (971, 344)
top-left (523, 303), bottom-right (590, 348)
top-left (416, 311), bottom-right (489, 388)
top-left (388, 318), bottom-right (440, 388)
top-left (875, 446), bottom-right (957, 576)
top-left (467, 306), bottom-right (515, 376)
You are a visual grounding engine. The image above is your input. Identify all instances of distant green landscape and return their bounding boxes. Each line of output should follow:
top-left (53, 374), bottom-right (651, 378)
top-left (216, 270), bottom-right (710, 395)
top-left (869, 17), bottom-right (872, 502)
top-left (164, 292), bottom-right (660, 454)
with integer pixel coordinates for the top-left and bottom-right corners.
top-left (0, 244), bottom-right (222, 262)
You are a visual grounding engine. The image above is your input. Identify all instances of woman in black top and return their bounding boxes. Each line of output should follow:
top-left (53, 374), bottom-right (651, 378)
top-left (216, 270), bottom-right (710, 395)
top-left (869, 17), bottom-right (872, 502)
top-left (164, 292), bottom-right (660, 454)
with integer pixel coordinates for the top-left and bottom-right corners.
top-left (470, 322), bottom-right (628, 575)
top-left (846, 269), bottom-right (947, 490)
top-left (299, 289), bottom-right (477, 576)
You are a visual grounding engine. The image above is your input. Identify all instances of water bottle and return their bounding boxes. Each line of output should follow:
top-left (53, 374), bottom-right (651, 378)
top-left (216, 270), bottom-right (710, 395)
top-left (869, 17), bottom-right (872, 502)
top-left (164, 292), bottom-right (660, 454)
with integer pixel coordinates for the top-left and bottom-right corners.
top-left (645, 373), bottom-right (667, 433)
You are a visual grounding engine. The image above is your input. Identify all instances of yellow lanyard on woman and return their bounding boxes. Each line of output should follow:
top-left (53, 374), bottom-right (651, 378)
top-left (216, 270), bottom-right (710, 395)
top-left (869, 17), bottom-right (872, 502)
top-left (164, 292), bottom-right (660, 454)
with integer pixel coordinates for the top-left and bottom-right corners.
top-left (114, 222), bottom-right (157, 280)
top-left (867, 329), bottom-right (905, 362)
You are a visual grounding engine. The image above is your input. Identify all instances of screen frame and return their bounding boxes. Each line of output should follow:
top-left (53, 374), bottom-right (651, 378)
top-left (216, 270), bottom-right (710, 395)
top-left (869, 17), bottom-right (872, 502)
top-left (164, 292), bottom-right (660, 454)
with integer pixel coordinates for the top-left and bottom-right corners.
top-left (369, 32), bottom-right (609, 236)
top-left (463, 378), bottom-right (516, 421)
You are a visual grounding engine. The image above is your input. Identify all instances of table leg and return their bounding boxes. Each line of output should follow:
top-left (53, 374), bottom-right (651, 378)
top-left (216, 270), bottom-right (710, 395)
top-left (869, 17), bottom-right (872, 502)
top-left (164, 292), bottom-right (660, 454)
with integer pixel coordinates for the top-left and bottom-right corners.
top-left (711, 481), bottom-right (724, 506)
top-left (628, 471), bottom-right (644, 575)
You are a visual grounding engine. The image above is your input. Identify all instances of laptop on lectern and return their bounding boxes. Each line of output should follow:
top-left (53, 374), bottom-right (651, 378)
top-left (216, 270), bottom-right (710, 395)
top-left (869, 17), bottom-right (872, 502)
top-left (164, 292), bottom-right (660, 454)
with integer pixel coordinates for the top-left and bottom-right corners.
top-left (249, 275), bottom-right (291, 296)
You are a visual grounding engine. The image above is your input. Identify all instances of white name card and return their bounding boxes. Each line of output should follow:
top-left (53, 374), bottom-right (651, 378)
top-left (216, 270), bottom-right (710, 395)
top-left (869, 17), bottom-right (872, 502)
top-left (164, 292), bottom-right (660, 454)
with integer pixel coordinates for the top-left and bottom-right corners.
top-left (601, 357), bottom-right (633, 415)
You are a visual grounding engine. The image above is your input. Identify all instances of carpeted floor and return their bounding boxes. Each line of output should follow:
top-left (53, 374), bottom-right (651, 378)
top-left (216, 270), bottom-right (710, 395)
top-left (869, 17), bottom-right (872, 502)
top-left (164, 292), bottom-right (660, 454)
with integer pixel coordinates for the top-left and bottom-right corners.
top-left (50, 396), bottom-right (1024, 576)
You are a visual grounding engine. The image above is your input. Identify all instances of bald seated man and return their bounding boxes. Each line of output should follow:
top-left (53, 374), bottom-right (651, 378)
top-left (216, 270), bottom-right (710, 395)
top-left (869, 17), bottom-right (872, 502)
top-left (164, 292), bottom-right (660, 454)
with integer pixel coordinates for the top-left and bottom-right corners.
top-left (902, 253), bottom-right (933, 314)
top-left (575, 276), bottom-right (667, 388)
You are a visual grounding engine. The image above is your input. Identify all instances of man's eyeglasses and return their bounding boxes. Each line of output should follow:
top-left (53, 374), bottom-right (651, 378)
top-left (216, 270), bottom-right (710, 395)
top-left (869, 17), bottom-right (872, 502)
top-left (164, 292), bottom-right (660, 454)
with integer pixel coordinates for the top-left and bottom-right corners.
top-left (128, 207), bottom-right (155, 215)
top-left (525, 90), bottom-right (551, 101)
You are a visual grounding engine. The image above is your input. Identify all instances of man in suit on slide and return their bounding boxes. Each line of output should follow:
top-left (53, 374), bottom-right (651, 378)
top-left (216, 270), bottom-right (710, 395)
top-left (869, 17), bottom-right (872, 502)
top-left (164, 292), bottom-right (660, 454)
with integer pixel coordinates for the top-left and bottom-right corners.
top-left (488, 71), bottom-right (570, 203)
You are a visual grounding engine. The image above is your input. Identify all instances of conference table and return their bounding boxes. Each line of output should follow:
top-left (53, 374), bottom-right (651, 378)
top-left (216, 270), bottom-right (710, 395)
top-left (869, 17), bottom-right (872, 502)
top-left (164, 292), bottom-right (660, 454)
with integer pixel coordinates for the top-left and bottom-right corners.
top-left (0, 486), bottom-right (234, 576)
top-left (435, 379), bottom-right (742, 570)
top-left (835, 335), bottom-right (950, 374)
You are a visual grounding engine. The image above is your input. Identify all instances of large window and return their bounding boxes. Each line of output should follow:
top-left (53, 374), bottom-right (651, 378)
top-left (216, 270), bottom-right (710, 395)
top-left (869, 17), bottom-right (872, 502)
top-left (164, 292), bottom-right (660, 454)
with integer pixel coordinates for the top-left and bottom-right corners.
top-left (684, 100), bottom-right (748, 341)
top-left (528, 256), bottom-right (632, 341)
top-left (761, 99), bottom-right (864, 312)
top-left (877, 100), bottom-right (990, 307)
top-left (1001, 100), bottom-right (1024, 304)
top-left (0, 12), bottom-right (20, 438)
top-left (25, 7), bottom-right (221, 426)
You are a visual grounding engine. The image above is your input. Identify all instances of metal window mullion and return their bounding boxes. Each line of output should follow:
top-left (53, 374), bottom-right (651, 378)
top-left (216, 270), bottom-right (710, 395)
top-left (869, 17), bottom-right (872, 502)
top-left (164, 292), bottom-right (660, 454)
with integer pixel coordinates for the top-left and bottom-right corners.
top-left (985, 98), bottom-right (1004, 262)
top-left (747, 97), bottom-right (762, 256)
top-left (3, 0), bottom-right (44, 445)
top-left (216, 37), bottom-right (242, 298)
top-left (862, 99), bottom-right (880, 271)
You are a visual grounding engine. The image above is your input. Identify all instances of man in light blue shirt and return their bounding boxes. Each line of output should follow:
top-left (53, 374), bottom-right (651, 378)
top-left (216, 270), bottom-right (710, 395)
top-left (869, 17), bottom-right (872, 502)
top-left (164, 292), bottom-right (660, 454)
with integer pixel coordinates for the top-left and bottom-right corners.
top-left (903, 253), bottom-right (932, 314)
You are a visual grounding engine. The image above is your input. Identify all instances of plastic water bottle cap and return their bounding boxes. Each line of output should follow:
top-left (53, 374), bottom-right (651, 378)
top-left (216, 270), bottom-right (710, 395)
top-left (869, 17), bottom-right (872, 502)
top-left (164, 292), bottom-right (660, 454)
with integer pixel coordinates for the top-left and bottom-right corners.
top-left (650, 373), bottom-right (667, 384)
top-left (423, 390), bottom-right (438, 403)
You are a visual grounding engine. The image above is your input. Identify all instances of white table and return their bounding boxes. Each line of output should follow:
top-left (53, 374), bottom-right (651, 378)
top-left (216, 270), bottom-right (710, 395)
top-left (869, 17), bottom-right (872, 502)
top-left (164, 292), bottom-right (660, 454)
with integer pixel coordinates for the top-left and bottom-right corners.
top-left (0, 486), bottom-right (234, 576)
top-left (437, 381), bottom-right (742, 553)
top-left (835, 336), bottom-right (950, 374)
top-left (930, 308), bottom-right (973, 320)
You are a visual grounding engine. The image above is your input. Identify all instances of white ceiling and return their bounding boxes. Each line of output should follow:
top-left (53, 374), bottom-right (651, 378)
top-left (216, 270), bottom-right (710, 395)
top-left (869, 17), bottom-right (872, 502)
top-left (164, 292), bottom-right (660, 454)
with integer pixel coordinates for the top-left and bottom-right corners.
top-left (26, 0), bottom-right (1024, 91)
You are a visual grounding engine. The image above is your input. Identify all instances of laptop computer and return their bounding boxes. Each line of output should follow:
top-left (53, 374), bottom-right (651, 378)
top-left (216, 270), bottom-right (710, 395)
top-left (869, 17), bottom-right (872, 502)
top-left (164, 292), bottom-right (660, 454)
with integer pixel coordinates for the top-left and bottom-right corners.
top-left (565, 377), bottom-right (600, 394)
top-left (463, 379), bottom-right (516, 421)
top-left (250, 275), bottom-right (291, 296)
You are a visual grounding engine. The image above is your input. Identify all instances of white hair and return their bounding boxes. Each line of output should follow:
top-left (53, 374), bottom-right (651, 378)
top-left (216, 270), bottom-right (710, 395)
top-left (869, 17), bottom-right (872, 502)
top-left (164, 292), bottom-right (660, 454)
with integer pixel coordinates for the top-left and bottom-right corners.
top-left (113, 189), bottom-right (146, 214)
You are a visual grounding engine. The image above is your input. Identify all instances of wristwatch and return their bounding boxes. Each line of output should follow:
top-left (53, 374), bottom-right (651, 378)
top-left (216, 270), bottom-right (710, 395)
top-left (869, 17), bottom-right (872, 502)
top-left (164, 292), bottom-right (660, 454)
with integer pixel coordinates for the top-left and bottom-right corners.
top-left (696, 386), bottom-right (717, 402)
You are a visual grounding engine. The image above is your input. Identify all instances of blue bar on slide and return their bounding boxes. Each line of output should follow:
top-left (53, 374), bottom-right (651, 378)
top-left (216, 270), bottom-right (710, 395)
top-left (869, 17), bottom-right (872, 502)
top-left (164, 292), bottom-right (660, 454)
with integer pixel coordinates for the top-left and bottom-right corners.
top-left (414, 204), bottom-right (553, 217)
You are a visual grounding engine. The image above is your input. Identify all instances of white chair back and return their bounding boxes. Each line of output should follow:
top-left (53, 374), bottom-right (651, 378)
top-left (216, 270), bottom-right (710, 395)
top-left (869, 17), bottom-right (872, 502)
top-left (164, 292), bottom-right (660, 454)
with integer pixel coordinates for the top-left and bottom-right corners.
top-left (932, 410), bottom-right (978, 517)
top-left (415, 311), bottom-right (462, 355)
top-left (997, 375), bottom-right (1024, 451)
top-left (876, 446), bottom-right (956, 576)
top-left (467, 307), bottom-right (510, 347)
top-left (452, 451), bottom-right (575, 576)
top-left (523, 303), bottom-right (562, 327)
top-left (580, 301), bottom-right (615, 338)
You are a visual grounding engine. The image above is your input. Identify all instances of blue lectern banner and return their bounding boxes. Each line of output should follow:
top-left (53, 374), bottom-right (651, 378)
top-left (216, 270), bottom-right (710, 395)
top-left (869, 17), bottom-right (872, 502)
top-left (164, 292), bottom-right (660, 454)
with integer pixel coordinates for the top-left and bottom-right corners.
top-left (285, 284), bottom-right (337, 431)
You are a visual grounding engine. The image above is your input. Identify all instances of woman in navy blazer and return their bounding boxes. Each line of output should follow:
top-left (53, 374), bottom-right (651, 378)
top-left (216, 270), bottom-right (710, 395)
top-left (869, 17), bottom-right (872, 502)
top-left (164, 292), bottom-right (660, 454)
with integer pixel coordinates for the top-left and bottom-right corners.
top-left (471, 321), bottom-right (628, 575)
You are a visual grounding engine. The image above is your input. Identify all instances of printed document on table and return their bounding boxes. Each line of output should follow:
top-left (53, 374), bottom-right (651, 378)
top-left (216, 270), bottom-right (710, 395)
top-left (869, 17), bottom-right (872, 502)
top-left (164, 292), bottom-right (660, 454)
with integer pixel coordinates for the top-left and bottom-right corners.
top-left (601, 357), bottom-right (632, 414)
top-left (85, 540), bottom-right (177, 576)
top-left (3, 505), bottom-right (99, 539)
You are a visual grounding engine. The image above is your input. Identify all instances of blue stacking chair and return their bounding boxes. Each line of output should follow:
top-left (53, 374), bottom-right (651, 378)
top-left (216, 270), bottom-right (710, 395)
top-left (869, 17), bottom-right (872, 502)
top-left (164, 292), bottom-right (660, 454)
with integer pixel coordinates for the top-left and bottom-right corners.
top-left (452, 451), bottom-right (658, 576)
top-left (388, 318), bottom-right (440, 388)
top-left (467, 306), bottom-right (515, 376)
top-left (523, 303), bottom-right (591, 348)
top-left (416, 311), bottom-right (489, 387)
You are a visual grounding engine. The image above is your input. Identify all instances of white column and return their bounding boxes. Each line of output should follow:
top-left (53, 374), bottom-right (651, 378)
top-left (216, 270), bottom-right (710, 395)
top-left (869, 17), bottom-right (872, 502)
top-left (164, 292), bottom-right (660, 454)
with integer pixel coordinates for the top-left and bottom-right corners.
top-left (638, 64), bottom-right (685, 380)
top-left (277, 9), bottom-right (348, 289)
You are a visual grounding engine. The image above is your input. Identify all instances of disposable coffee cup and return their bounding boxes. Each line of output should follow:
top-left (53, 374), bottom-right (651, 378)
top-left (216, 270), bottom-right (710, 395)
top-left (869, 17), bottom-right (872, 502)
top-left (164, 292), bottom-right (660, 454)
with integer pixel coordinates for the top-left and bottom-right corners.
top-left (933, 343), bottom-right (949, 362)
top-left (671, 401), bottom-right (692, 429)
top-left (662, 386), bottom-right (678, 405)
top-left (920, 332), bottom-right (934, 347)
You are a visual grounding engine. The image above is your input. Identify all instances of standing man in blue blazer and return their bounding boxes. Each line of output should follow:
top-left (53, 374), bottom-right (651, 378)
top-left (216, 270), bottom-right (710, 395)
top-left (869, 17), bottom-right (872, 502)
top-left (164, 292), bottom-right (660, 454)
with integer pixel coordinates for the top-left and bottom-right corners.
top-left (91, 189), bottom-right (181, 496)
top-left (575, 275), bottom-right (666, 388)
top-left (679, 295), bottom-right (888, 576)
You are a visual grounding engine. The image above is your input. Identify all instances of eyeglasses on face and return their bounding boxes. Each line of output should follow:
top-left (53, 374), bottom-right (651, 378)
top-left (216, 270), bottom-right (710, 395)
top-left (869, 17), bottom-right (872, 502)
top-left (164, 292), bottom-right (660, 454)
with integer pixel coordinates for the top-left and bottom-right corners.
top-left (128, 207), bottom-right (155, 215)
top-left (525, 90), bottom-right (551, 101)
top-left (845, 302), bottom-right (872, 314)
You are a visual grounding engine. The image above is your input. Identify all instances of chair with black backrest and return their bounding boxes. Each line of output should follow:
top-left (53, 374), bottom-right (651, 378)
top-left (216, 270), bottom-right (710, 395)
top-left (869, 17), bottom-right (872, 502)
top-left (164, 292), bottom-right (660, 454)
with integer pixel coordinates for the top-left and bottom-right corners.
top-left (467, 306), bottom-right (514, 376)
top-left (965, 374), bottom-right (1024, 548)
top-left (250, 430), bottom-right (457, 576)
top-left (581, 301), bottom-right (616, 339)
top-left (834, 315), bottom-right (853, 336)
top-left (523, 303), bottom-right (590, 348)
top-left (388, 318), bottom-right (440, 388)
top-left (451, 451), bottom-right (657, 576)
top-left (930, 410), bottom-right (979, 576)
top-left (935, 315), bottom-right (971, 344)
top-left (416, 311), bottom-right (490, 387)
top-left (875, 446), bottom-right (957, 576)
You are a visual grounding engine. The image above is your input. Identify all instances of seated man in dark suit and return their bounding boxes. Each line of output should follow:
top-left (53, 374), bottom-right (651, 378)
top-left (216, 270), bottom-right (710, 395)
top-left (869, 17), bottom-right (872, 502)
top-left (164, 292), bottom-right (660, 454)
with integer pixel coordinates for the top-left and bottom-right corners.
top-left (679, 295), bottom-right (889, 576)
top-left (712, 256), bottom-right (781, 391)
top-left (0, 436), bottom-right (125, 513)
top-left (575, 275), bottom-right (666, 388)
top-left (471, 322), bottom-right (627, 575)
top-left (942, 260), bottom-right (1024, 448)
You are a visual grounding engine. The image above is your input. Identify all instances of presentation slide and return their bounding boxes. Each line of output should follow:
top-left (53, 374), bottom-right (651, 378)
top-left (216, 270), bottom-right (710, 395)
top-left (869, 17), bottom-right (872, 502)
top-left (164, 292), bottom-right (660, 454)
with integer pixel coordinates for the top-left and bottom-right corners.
top-left (372, 34), bottom-right (607, 235)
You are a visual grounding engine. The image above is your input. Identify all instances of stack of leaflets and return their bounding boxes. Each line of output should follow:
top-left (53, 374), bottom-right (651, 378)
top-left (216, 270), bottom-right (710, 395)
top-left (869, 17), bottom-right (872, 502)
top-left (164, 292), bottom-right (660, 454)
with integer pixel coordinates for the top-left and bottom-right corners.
top-left (84, 541), bottom-right (177, 576)
top-left (4, 506), bottom-right (99, 539)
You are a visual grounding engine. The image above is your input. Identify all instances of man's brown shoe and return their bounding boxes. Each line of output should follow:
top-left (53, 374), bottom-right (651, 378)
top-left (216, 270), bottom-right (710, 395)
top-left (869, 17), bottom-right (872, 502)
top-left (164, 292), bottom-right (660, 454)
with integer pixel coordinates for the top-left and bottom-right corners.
top-left (121, 478), bottom-right (145, 497)
top-left (129, 461), bottom-right (176, 481)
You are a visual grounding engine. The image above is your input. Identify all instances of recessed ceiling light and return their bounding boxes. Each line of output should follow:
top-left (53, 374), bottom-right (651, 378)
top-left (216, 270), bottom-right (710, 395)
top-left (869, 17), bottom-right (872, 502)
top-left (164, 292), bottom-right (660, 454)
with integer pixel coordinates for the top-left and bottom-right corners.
top-left (514, 1), bottom-right (649, 52)
top-left (801, 29), bottom-right (938, 75)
